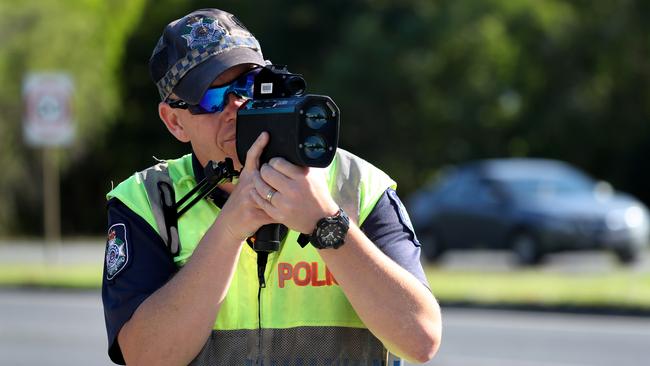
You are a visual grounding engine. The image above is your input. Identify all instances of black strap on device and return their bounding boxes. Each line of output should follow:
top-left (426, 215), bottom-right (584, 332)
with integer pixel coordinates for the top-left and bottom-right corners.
top-left (175, 159), bottom-right (239, 218)
top-left (151, 158), bottom-right (238, 257)
top-left (164, 158), bottom-right (293, 255)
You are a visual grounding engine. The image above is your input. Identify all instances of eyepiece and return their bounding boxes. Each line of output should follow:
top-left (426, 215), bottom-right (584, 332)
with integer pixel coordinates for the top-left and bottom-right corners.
top-left (284, 76), bottom-right (306, 96)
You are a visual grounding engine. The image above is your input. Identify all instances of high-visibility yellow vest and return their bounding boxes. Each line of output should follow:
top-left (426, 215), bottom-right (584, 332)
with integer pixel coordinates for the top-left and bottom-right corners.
top-left (107, 149), bottom-right (398, 364)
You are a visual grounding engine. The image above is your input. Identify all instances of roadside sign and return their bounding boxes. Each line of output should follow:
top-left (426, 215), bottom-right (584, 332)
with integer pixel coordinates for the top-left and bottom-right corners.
top-left (23, 72), bottom-right (75, 147)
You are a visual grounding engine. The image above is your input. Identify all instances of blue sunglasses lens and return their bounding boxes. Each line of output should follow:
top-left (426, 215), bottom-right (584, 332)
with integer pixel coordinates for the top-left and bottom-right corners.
top-left (195, 69), bottom-right (258, 114)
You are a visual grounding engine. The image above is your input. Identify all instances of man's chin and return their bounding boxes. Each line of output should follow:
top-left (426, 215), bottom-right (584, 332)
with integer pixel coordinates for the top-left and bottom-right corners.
top-left (232, 158), bottom-right (243, 170)
top-left (222, 146), bottom-right (243, 170)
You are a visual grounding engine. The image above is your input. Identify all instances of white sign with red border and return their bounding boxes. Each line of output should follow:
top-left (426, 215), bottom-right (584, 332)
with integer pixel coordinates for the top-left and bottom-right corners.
top-left (23, 72), bottom-right (75, 147)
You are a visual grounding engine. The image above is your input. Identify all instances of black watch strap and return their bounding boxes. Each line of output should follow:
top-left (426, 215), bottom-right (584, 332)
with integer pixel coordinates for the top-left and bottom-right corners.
top-left (297, 233), bottom-right (311, 248)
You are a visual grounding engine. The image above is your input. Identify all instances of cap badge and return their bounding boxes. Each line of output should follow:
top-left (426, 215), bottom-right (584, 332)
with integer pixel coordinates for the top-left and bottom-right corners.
top-left (182, 17), bottom-right (226, 49)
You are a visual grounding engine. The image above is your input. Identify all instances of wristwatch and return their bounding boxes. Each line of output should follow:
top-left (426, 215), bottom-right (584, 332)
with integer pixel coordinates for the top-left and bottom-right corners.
top-left (309, 208), bottom-right (350, 249)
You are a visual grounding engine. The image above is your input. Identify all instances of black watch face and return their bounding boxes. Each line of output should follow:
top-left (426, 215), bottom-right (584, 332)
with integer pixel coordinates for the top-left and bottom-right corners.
top-left (317, 221), bottom-right (346, 248)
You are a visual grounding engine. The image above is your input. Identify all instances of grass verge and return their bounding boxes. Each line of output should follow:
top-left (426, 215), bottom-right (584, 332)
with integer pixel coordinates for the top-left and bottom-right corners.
top-left (0, 264), bottom-right (102, 289)
top-left (425, 267), bottom-right (650, 311)
top-left (1, 263), bottom-right (650, 312)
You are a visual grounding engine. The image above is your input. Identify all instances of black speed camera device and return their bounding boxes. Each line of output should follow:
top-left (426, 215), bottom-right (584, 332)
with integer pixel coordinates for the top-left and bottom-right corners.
top-left (169, 67), bottom-right (340, 256)
top-left (235, 65), bottom-right (341, 253)
top-left (236, 65), bottom-right (340, 168)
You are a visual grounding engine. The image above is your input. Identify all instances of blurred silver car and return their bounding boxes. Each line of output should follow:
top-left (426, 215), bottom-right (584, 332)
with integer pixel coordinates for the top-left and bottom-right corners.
top-left (408, 158), bottom-right (650, 264)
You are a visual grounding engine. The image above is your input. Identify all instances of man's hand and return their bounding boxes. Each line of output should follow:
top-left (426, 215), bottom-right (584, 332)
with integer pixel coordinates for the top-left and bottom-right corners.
top-left (252, 157), bottom-right (339, 234)
top-left (218, 132), bottom-right (275, 241)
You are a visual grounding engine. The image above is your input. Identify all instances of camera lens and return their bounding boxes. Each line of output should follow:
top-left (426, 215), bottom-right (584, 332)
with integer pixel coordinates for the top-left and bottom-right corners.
top-left (302, 134), bottom-right (327, 160)
top-left (304, 105), bottom-right (328, 130)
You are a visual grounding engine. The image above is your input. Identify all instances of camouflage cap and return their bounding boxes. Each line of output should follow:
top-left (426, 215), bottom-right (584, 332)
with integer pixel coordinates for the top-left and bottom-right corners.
top-left (149, 8), bottom-right (265, 105)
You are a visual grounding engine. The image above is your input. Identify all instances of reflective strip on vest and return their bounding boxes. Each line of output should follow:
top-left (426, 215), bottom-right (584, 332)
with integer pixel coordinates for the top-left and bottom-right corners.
top-left (329, 149), bottom-right (362, 225)
top-left (189, 327), bottom-right (385, 365)
top-left (138, 162), bottom-right (180, 255)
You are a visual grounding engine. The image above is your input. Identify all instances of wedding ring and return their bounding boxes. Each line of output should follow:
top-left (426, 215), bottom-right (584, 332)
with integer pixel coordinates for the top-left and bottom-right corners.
top-left (265, 189), bottom-right (276, 204)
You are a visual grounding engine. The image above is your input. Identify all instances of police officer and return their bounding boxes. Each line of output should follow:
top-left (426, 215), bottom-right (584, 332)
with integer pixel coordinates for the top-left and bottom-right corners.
top-left (102, 8), bottom-right (441, 365)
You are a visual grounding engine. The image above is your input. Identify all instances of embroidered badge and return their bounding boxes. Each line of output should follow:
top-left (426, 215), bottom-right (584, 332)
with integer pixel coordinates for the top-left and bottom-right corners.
top-left (182, 17), bottom-right (227, 49)
top-left (105, 223), bottom-right (128, 280)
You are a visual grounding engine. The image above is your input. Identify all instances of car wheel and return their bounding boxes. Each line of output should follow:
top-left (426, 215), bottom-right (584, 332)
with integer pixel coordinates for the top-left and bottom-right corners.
top-left (420, 229), bottom-right (445, 263)
top-left (510, 231), bottom-right (543, 265)
top-left (614, 246), bottom-right (640, 264)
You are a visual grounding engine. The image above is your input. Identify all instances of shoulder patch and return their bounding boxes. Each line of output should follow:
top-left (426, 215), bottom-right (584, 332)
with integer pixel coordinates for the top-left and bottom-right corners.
top-left (105, 223), bottom-right (129, 280)
top-left (387, 189), bottom-right (420, 246)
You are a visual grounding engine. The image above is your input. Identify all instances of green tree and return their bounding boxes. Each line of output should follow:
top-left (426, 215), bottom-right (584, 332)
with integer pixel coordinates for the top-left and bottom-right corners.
top-left (86, 0), bottom-right (650, 234)
top-left (0, 0), bottom-right (145, 235)
top-left (316, 0), bottom-right (650, 198)
top-left (6, 0), bottom-right (650, 235)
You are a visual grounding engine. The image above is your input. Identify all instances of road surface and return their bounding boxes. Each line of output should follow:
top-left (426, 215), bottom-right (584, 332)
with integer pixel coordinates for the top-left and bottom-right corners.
top-left (1, 289), bottom-right (649, 365)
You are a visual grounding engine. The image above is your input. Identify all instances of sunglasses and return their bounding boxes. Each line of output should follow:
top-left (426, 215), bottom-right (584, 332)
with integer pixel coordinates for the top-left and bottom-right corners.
top-left (168, 68), bottom-right (260, 115)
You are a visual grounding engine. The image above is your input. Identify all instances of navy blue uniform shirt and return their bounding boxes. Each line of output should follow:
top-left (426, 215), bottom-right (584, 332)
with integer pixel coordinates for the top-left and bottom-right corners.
top-left (102, 155), bottom-right (425, 364)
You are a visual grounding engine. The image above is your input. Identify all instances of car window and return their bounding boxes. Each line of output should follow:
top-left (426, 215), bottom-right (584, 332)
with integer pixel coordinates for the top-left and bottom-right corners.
top-left (435, 173), bottom-right (461, 197)
top-left (439, 171), bottom-right (477, 204)
top-left (474, 180), bottom-right (502, 205)
top-left (504, 176), bottom-right (594, 200)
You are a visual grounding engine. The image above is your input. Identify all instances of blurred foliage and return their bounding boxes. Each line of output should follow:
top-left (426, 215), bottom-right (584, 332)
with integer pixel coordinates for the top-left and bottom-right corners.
top-left (0, 0), bottom-right (145, 235)
top-left (318, 0), bottom-right (650, 194)
top-left (2, 0), bottom-right (650, 236)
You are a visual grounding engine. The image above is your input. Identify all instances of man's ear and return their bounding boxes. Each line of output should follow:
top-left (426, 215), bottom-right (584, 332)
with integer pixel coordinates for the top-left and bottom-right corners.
top-left (159, 102), bottom-right (190, 142)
